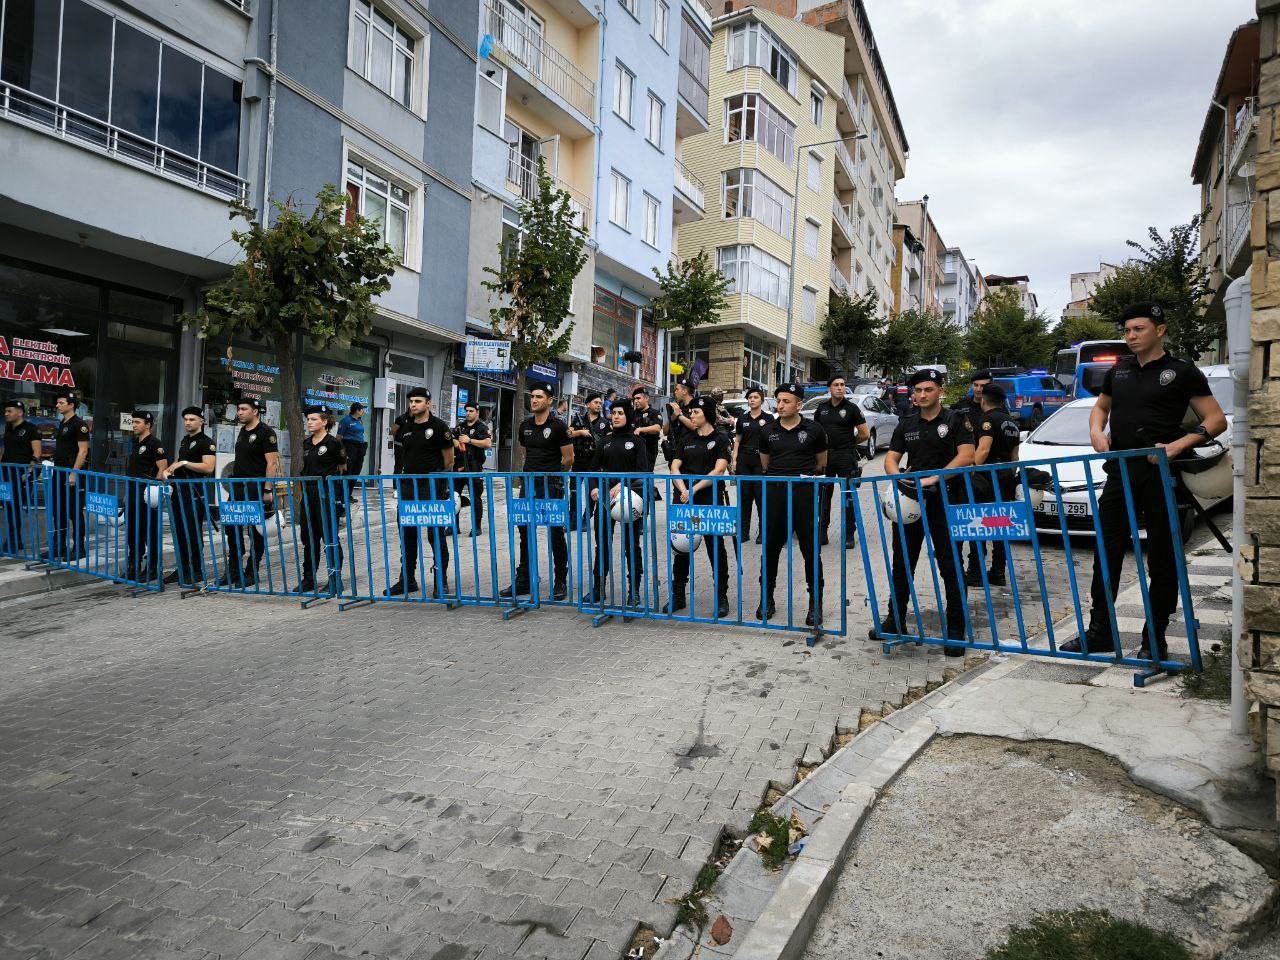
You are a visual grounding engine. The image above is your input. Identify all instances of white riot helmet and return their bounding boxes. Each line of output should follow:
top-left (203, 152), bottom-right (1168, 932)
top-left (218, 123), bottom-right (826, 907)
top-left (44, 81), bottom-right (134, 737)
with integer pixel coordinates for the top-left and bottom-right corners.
top-left (145, 484), bottom-right (167, 510)
top-left (611, 488), bottom-right (644, 521)
top-left (1015, 484), bottom-right (1045, 510)
top-left (1178, 443), bottom-right (1232, 502)
top-left (670, 530), bottom-right (703, 554)
top-left (880, 479), bottom-right (922, 525)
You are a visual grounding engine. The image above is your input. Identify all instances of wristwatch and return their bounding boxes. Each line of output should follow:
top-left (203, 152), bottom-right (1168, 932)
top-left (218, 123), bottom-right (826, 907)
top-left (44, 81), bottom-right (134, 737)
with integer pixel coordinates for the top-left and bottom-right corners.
top-left (1189, 425), bottom-right (1209, 439)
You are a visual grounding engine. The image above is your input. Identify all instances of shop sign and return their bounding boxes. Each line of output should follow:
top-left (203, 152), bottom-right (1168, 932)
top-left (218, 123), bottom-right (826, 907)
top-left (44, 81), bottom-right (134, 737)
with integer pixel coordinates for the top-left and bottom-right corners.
top-left (0, 336), bottom-right (76, 388)
top-left (219, 354), bottom-right (280, 399)
top-left (302, 367), bottom-right (373, 411)
top-left (464, 339), bottom-right (512, 373)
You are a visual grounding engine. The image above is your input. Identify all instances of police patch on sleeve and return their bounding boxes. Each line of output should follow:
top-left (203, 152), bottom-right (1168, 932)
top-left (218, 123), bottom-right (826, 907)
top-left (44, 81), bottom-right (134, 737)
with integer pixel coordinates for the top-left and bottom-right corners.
top-left (983, 422), bottom-right (991, 431)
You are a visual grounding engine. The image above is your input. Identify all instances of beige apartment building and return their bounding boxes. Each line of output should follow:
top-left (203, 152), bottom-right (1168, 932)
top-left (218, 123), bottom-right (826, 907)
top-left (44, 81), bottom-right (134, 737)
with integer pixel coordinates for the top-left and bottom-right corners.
top-left (896, 199), bottom-right (947, 315)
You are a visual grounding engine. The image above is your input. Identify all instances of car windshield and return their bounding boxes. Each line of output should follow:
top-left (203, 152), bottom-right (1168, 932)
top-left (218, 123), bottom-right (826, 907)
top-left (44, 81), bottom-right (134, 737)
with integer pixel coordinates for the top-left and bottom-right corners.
top-left (1029, 405), bottom-right (1093, 445)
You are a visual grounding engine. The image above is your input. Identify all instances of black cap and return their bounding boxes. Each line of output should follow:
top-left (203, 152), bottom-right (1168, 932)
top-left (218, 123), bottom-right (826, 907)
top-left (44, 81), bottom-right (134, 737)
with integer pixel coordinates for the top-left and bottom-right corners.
top-left (907, 368), bottom-right (944, 387)
top-left (237, 396), bottom-right (266, 411)
top-left (406, 386), bottom-right (430, 401)
top-left (1120, 301), bottom-right (1165, 323)
top-left (970, 368), bottom-right (992, 383)
top-left (775, 382), bottom-right (804, 399)
top-left (53, 391), bottom-right (79, 405)
top-left (529, 381), bottom-right (555, 397)
top-left (585, 391), bottom-right (603, 403)
top-left (690, 396), bottom-right (717, 419)
top-left (673, 379), bottom-right (694, 392)
top-left (630, 385), bottom-right (650, 397)
top-left (349, 402), bottom-right (365, 413)
top-left (181, 406), bottom-right (203, 419)
top-left (131, 409), bottom-right (153, 424)
top-left (3, 399), bottom-right (24, 412)
top-left (303, 404), bottom-right (330, 416)
top-left (982, 384), bottom-right (1007, 404)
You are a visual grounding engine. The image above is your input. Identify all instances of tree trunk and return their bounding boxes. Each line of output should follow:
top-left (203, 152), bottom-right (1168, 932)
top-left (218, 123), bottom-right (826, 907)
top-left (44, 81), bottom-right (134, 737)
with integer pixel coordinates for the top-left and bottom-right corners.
top-left (274, 333), bottom-right (304, 475)
top-left (512, 352), bottom-right (526, 472)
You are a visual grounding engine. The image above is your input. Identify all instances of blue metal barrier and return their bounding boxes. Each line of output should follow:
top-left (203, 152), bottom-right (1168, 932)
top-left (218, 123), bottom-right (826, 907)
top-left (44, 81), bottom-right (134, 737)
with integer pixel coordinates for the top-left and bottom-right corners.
top-left (854, 448), bottom-right (1202, 686)
top-left (0, 462), bottom-right (44, 563)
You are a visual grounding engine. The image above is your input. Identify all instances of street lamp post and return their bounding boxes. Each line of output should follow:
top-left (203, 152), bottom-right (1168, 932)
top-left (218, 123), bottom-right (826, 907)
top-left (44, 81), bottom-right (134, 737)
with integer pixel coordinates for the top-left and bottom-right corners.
top-left (782, 133), bottom-right (868, 379)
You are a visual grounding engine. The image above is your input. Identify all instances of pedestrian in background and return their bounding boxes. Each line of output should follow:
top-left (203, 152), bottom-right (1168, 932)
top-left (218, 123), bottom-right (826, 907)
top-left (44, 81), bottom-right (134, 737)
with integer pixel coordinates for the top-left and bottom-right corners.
top-left (337, 402), bottom-right (367, 500)
top-left (1, 400), bottom-right (40, 555)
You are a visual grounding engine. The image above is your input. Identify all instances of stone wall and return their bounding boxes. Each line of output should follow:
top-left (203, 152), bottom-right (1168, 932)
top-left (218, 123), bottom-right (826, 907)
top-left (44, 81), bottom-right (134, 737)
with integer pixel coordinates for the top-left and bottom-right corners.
top-left (1244, 0), bottom-right (1280, 815)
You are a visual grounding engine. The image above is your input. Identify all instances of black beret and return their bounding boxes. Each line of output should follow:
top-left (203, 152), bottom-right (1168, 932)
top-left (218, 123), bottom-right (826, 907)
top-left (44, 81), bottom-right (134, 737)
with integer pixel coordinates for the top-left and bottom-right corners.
top-left (1120, 301), bottom-right (1165, 323)
top-left (237, 396), bottom-right (266, 410)
top-left (406, 386), bottom-right (430, 400)
top-left (53, 391), bottom-right (79, 405)
top-left (970, 368), bottom-right (992, 382)
top-left (3, 399), bottom-right (25, 412)
top-left (690, 396), bottom-right (717, 419)
top-left (775, 382), bottom-right (804, 399)
top-left (630, 385), bottom-right (650, 397)
top-left (982, 384), bottom-right (1007, 404)
top-left (907, 368), bottom-right (944, 387)
top-left (585, 391), bottom-right (603, 402)
top-left (131, 409), bottom-right (153, 423)
top-left (303, 404), bottom-right (330, 416)
top-left (673, 379), bottom-right (694, 392)
top-left (181, 406), bottom-right (203, 419)
top-left (528, 381), bottom-right (555, 397)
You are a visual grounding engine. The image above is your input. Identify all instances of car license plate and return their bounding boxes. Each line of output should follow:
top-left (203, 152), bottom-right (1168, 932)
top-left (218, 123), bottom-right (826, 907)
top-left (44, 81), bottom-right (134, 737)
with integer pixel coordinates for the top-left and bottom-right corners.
top-left (1037, 500), bottom-right (1089, 517)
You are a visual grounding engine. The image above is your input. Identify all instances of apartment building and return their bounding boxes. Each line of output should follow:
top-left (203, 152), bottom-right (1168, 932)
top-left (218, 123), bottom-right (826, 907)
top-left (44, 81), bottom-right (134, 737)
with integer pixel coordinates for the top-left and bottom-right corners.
top-left (896, 200), bottom-right (946, 315)
top-left (1061, 262), bottom-right (1120, 322)
top-left (940, 248), bottom-right (984, 331)
top-left (1191, 19), bottom-right (1260, 325)
top-left (889, 224), bottom-right (922, 315)
top-left (985, 274), bottom-right (1040, 314)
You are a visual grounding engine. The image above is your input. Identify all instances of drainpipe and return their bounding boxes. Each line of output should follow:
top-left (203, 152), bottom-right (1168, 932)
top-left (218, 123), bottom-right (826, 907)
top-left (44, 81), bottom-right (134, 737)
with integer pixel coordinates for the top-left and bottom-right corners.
top-left (1225, 273), bottom-right (1252, 737)
top-left (1212, 99), bottom-right (1233, 282)
top-left (246, 0), bottom-right (280, 225)
top-left (591, 4), bottom-right (607, 242)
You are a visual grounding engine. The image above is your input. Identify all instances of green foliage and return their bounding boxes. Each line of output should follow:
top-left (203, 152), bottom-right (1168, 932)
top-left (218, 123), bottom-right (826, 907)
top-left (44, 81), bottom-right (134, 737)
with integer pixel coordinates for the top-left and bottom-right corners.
top-left (673, 861), bottom-right (722, 929)
top-left (866, 309), bottom-right (961, 379)
top-left (964, 287), bottom-right (1051, 369)
top-left (1088, 220), bottom-right (1215, 360)
top-left (651, 249), bottom-right (731, 365)
top-left (1048, 314), bottom-right (1120, 357)
top-left (1180, 643), bottom-right (1230, 701)
top-left (985, 909), bottom-right (1191, 960)
top-left (749, 809), bottom-right (791, 871)
top-left (820, 290), bottom-right (880, 376)
top-left (185, 184), bottom-right (399, 465)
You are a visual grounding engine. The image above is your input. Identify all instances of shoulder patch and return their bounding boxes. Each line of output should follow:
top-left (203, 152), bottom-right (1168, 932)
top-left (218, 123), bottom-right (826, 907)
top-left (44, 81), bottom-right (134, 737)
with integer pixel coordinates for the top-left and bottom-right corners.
top-left (79, 425), bottom-right (89, 434)
top-left (983, 422), bottom-right (991, 431)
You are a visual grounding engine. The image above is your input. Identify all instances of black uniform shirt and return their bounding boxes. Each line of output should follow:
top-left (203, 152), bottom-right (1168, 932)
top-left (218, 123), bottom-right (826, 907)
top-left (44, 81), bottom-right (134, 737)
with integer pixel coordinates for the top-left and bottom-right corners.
top-left (734, 410), bottom-right (776, 470)
top-left (233, 421), bottom-right (278, 478)
top-left (460, 420), bottom-right (490, 471)
top-left (762, 419), bottom-right (828, 476)
top-left (633, 407), bottom-right (663, 463)
top-left (951, 394), bottom-right (980, 423)
top-left (2, 421), bottom-right (39, 464)
top-left (675, 430), bottom-right (731, 476)
top-left (53, 415), bottom-right (90, 468)
top-left (889, 407), bottom-right (974, 472)
top-left (126, 433), bottom-right (166, 480)
top-left (174, 432), bottom-right (216, 480)
top-left (1101, 353), bottom-right (1211, 450)
top-left (400, 415), bottom-right (453, 473)
top-left (300, 433), bottom-right (348, 478)
top-left (812, 397), bottom-right (866, 453)
top-left (519, 414), bottom-right (571, 472)
top-left (665, 400), bottom-right (692, 448)
top-left (592, 429), bottom-right (650, 485)
top-left (978, 408), bottom-right (1020, 464)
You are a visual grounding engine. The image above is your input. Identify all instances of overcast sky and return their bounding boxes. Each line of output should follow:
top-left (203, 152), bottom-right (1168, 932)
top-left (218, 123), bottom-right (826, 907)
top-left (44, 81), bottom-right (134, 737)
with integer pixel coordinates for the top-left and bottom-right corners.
top-left (863, 0), bottom-right (1256, 324)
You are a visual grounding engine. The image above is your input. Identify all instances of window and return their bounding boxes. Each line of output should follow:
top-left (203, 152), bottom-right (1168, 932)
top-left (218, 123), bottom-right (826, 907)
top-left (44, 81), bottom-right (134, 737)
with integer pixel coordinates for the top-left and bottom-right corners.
top-left (348, 0), bottom-right (416, 108)
top-left (743, 334), bottom-right (771, 391)
top-left (613, 61), bottom-right (634, 124)
top-left (476, 63), bottom-right (506, 134)
top-left (721, 169), bottom-right (792, 238)
top-left (802, 287), bottom-right (817, 326)
top-left (717, 245), bottom-right (791, 309)
top-left (593, 287), bottom-right (638, 372)
top-left (804, 220), bottom-right (819, 259)
top-left (652, 1), bottom-right (669, 47)
top-left (807, 151), bottom-right (822, 191)
top-left (810, 85), bottom-right (824, 126)
top-left (726, 21), bottom-right (797, 97)
top-left (619, 0), bottom-right (639, 19)
top-left (346, 159), bottom-right (412, 265)
top-left (725, 93), bottom-right (795, 166)
top-left (610, 170), bottom-right (631, 228)
top-left (669, 331), bottom-right (711, 383)
top-left (642, 194), bottom-right (660, 247)
top-left (646, 93), bottom-right (664, 149)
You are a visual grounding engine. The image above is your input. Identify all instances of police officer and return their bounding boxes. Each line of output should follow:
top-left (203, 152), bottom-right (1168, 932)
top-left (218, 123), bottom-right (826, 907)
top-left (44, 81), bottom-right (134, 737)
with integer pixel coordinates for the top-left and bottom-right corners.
top-left (586, 397), bottom-right (649, 606)
top-left (731, 387), bottom-right (775, 544)
top-left (1065, 302), bottom-right (1227, 659)
top-left (759, 383), bottom-right (828, 626)
top-left (390, 404), bottom-right (413, 475)
top-left (297, 404), bottom-right (347, 595)
top-left (501, 382), bottom-right (573, 601)
top-left (220, 397), bottom-right (280, 588)
top-left (872, 368), bottom-right (975, 656)
top-left (568, 393), bottom-right (607, 530)
top-left (662, 379), bottom-right (696, 464)
top-left (965, 383), bottom-right (1021, 588)
top-left (47, 391), bottom-right (90, 563)
top-left (669, 396), bottom-right (731, 618)
top-left (161, 406), bottom-right (216, 586)
top-left (631, 386), bottom-right (664, 471)
top-left (1, 400), bottom-right (40, 554)
top-left (337, 402), bottom-right (367, 501)
top-left (812, 375), bottom-right (869, 548)
top-left (952, 369), bottom-right (991, 424)
top-left (124, 410), bottom-right (169, 583)
top-left (386, 387), bottom-right (454, 597)
top-left (453, 401), bottom-right (493, 536)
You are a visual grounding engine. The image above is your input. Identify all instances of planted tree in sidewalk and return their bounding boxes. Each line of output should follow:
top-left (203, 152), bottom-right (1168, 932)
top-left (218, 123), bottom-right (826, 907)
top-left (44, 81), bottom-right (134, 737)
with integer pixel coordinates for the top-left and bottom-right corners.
top-left (867, 308), bottom-right (960, 379)
top-left (963, 287), bottom-right (1051, 369)
top-left (482, 158), bottom-right (588, 469)
top-left (820, 290), bottom-right (880, 377)
top-left (1048, 314), bottom-right (1120, 356)
top-left (650, 249), bottom-right (731, 373)
top-left (185, 185), bottom-right (399, 468)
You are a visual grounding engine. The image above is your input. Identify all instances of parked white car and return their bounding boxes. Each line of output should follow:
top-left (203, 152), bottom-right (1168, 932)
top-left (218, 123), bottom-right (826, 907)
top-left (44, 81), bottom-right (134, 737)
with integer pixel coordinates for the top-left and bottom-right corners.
top-left (800, 392), bottom-right (900, 456)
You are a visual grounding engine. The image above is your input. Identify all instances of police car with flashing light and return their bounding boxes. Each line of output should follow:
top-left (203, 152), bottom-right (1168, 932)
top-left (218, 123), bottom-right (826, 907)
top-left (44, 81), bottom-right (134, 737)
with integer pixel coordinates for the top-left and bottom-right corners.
top-left (990, 372), bottom-right (1070, 428)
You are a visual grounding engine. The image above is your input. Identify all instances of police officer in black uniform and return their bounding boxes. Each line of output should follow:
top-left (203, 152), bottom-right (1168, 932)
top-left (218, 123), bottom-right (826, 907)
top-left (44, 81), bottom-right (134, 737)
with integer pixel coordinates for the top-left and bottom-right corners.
top-left (162, 406), bottom-right (216, 586)
top-left (759, 383), bottom-right (828, 626)
top-left (568, 393), bottom-right (607, 530)
top-left (631, 387), bottom-right (664, 472)
top-left (501, 382), bottom-right (574, 600)
top-left (662, 379), bottom-right (696, 465)
top-left (220, 397), bottom-right (280, 588)
top-left (1, 400), bottom-right (41, 554)
top-left (872, 368), bottom-right (975, 656)
top-left (812, 375), bottom-right (869, 548)
top-left (454, 401), bottom-right (492, 536)
top-left (951, 368), bottom-right (991, 425)
top-left (1064, 302), bottom-right (1226, 659)
top-left (386, 386), bottom-right (454, 597)
top-left (124, 410), bottom-right (169, 583)
top-left (732, 387), bottom-right (774, 544)
top-left (47, 391), bottom-right (90, 562)
top-left (586, 397), bottom-right (648, 606)
top-left (965, 383), bottom-right (1021, 587)
top-left (296, 404), bottom-right (347, 595)
top-left (390, 405), bottom-right (413, 475)
top-left (669, 396), bottom-right (731, 618)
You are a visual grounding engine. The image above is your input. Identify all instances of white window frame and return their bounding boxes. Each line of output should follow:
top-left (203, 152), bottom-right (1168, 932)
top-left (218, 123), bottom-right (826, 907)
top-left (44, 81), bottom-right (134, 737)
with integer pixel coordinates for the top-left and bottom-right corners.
top-left (613, 60), bottom-right (635, 125)
top-left (802, 286), bottom-right (818, 326)
top-left (725, 21), bottom-right (797, 98)
top-left (343, 145), bottom-right (420, 271)
top-left (810, 84), bottom-right (824, 126)
top-left (610, 169), bottom-right (632, 229)
top-left (651, 0), bottom-right (669, 49)
top-left (807, 149), bottom-right (822, 191)
top-left (721, 168), bottom-right (793, 238)
top-left (642, 193), bottom-right (660, 248)
top-left (347, 0), bottom-right (423, 113)
top-left (804, 218), bottom-right (820, 259)
top-left (476, 62), bottom-right (506, 135)
top-left (724, 93), bottom-right (796, 167)
top-left (645, 92), bottom-right (664, 149)
top-left (620, 0), bottom-right (639, 21)
top-left (717, 245), bottom-right (791, 309)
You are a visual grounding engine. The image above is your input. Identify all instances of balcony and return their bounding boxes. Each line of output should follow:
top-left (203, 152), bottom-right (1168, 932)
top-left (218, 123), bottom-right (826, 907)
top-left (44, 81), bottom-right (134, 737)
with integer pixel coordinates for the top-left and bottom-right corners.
top-left (835, 139), bottom-right (857, 189)
top-left (1228, 97), bottom-right (1258, 177)
top-left (485, 0), bottom-right (596, 133)
top-left (1224, 199), bottom-right (1253, 267)
top-left (830, 262), bottom-right (852, 296)
top-left (831, 198), bottom-right (856, 248)
top-left (942, 297), bottom-right (957, 316)
top-left (506, 148), bottom-right (591, 235)
top-left (677, 60), bottom-right (710, 137)
top-left (673, 158), bottom-right (705, 225)
top-left (836, 78), bottom-right (858, 134)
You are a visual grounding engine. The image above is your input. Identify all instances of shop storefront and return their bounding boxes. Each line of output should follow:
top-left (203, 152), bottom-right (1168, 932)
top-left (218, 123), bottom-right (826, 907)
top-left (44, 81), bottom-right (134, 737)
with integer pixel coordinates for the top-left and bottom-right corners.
top-left (454, 337), bottom-right (559, 471)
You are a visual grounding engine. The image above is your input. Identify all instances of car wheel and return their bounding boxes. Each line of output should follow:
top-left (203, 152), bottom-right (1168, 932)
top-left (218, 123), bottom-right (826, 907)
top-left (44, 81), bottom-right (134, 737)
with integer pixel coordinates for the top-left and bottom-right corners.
top-left (1028, 405), bottom-right (1044, 428)
top-left (1178, 505), bottom-right (1197, 541)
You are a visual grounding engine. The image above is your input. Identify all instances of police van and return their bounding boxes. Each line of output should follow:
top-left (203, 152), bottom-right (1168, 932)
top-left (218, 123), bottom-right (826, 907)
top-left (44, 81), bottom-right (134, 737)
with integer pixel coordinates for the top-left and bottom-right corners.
top-left (990, 374), bottom-right (1070, 427)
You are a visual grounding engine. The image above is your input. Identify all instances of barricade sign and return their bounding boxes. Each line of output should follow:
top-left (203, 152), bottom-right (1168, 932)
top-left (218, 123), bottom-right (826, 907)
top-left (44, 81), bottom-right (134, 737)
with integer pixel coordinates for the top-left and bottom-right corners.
top-left (510, 498), bottom-right (569, 527)
top-left (669, 503), bottom-right (739, 536)
top-left (0, 463), bottom-right (42, 563)
top-left (398, 500), bottom-right (456, 527)
top-left (84, 491), bottom-right (118, 518)
top-left (220, 500), bottom-right (265, 526)
top-left (946, 502), bottom-right (1033, 540)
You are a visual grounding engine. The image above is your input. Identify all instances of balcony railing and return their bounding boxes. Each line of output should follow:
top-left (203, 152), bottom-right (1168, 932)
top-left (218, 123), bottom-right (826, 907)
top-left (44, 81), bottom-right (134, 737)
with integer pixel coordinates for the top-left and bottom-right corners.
top-left (485, 0), bottom-right (596, 121)
top-left (1228, 97), bottom-right (1258, 176)
top-left (1225, 199), bottom-right (1252, 265)
top-left (841, 78), bottom-right (857, 120)
top-left (836, 139), bottom-right (856, 184)
top-left (832, 198), bottom-right (856, 242)
top-left (0, 81), bottom-right (248, 201)
top-left (674, 157), bottom-right (705, 211)
top-left (506, 148), bottom-right (591, 234)
top-left (830, 262), bottom-right (851, 295)
top-left (678, 60), bottom-right (710, 124)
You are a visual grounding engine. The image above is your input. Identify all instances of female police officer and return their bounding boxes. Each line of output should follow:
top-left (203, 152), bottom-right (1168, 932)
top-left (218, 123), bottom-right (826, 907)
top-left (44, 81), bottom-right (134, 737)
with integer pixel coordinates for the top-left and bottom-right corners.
top-left (586, 396), bottom-right (648, 606)
top-left (297, 404), bottom-right (347, 595)
top-left (668, 395), bottom-right (731, 618)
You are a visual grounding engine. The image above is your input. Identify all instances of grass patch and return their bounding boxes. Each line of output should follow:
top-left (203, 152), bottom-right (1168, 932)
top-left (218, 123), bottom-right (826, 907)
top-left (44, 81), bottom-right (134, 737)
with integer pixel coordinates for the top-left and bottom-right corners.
top-left (986, 909), bottom-right (1191, 960)
top-left (1181, 643), bottom-right (1231, 702)
top-left (673, 862), bottom-right (720, 928)
top-left (749, 809), bottom-right (792, 871)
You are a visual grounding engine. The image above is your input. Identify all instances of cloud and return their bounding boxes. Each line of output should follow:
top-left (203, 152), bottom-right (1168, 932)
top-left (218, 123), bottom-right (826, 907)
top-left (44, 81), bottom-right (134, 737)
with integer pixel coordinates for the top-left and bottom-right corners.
top-left (864, 0), bottom-right (1255, 320)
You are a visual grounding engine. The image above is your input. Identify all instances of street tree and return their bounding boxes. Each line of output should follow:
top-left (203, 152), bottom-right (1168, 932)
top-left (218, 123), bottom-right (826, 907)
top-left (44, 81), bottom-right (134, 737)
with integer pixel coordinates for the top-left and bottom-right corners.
top-left (963, 287), bottom-right (1051, 369)
top-left (820, 290), bottom-right (879, 377)
top-left (866, 309), bottom-right (959, 379)
top-left (650, 249), bottom-right (731, 371)
top-left (185, 184), bottom-right (399, 468)
top-left (482, 158), bottom-right (588, 468)
top-left (1088, 220), bottom-right (1214, 358)
top-left (1047, 314), bottom-right (1119, 357)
